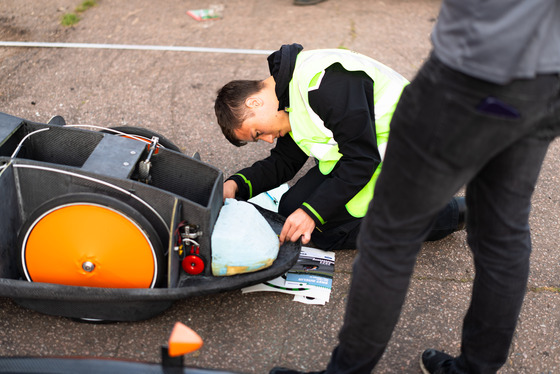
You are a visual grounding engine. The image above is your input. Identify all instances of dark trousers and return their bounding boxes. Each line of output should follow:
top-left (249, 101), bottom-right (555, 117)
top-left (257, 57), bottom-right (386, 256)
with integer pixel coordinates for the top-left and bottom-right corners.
top-left (278, 163), bottom-right (461, 251)
top-left (326, 54), bottom-right (560, 373)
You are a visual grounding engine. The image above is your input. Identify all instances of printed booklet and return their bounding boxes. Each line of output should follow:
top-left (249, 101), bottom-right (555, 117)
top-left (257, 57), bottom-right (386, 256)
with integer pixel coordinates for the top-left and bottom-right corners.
top-left (242, 246), bottom-right (334, 305)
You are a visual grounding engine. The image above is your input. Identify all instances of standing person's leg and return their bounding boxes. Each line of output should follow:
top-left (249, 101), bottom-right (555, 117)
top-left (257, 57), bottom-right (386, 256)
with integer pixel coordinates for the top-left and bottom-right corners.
top-left (449, 135), bottom-right (552, 373)
top-left (420, 73), bottom-right (560, 374)
top-left (323, 58), bottom-right (560, 374)
top-left (324, 57), bottom-right (482, 374)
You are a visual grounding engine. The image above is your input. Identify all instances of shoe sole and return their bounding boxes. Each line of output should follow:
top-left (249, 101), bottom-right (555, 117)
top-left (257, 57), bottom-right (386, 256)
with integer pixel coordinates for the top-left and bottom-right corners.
top-left (419, 355), bottom-right (430, 374)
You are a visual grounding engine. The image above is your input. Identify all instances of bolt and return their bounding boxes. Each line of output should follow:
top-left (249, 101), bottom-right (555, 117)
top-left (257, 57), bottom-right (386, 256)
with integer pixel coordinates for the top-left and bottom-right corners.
top-left (82, 261), bottom-right (95, 272)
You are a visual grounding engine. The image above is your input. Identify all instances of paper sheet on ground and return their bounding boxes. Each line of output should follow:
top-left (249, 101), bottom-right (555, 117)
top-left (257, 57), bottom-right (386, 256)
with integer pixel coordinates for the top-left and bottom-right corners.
top-left (242, 246), bottom-right (334, 305)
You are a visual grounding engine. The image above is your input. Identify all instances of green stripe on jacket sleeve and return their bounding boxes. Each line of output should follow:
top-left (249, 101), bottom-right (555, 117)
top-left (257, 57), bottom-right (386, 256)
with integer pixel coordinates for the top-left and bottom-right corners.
top-left (235, 173), bottom-right (253, 198)
top-left (302, 202), bottom-right (326, 225)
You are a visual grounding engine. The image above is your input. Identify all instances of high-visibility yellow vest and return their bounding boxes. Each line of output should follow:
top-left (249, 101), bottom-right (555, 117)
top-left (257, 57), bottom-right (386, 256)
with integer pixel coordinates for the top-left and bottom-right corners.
top-left (288, 49), bottom-right (408, 217)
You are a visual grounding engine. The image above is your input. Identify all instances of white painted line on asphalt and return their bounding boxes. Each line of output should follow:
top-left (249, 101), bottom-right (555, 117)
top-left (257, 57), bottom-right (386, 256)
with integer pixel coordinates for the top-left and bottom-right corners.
top-left (0, 41), bottom-right (274, 55)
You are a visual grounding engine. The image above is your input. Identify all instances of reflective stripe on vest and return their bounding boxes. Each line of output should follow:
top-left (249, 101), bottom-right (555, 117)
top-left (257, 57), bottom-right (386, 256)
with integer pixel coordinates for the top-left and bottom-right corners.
top-left (288, 49), bottom-right (408, 217)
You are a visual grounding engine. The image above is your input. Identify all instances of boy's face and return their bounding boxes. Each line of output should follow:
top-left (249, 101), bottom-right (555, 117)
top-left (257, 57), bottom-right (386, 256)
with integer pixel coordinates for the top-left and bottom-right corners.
top-left (235, 110), bottom-right (290, 144)
top-left (234, 86), bottom-right (291, 144)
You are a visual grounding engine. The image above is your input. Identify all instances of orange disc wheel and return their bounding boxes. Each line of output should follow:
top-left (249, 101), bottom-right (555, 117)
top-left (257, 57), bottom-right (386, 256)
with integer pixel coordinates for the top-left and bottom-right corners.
top-left (19, 193), bottom-right (163, 288)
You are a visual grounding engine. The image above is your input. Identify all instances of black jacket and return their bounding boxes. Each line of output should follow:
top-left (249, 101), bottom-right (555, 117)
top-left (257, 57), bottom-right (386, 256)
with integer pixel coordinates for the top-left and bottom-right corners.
top-left (228, 44), bottom-right (381, 225)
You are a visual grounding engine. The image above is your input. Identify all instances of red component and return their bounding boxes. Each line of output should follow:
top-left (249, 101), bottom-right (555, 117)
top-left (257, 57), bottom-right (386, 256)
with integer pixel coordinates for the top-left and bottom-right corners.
top-left (182, 255), bottom-right (205, 275)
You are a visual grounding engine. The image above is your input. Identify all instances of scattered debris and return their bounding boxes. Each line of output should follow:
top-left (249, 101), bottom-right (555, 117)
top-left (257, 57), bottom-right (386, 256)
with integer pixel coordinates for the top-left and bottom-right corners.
top-left (187, 5), bottom-right (224, 21)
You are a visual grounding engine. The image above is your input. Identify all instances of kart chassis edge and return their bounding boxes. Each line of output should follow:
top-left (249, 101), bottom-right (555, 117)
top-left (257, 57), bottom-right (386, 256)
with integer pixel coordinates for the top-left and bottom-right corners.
top-left (0, 112), bottom-right (300, 321)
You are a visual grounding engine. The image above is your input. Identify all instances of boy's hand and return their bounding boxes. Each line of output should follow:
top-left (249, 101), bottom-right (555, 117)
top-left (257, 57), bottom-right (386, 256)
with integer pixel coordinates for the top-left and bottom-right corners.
top-left (279, 208), bottom-right (315, 245)
top-left (223, 180), bottom-right (238, 201)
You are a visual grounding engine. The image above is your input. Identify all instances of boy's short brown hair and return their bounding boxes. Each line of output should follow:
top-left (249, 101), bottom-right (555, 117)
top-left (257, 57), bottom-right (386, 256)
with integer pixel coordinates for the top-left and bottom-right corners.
top-left (214, 80), bottom-right (264, 147)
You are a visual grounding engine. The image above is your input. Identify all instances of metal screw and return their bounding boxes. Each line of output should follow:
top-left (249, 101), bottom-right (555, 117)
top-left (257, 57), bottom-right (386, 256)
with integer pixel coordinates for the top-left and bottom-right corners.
top-left (82, 261), bottom-right (95, 272)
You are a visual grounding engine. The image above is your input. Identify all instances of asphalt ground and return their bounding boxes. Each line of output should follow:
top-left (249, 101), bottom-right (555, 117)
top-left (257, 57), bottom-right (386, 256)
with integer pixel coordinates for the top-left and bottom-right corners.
top-left (0, 1), bottom-right (559, 373)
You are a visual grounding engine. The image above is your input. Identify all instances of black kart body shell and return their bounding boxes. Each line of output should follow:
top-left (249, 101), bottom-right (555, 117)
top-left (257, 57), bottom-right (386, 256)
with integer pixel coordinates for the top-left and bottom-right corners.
top-left (0, 111), bottom-right (300, 322)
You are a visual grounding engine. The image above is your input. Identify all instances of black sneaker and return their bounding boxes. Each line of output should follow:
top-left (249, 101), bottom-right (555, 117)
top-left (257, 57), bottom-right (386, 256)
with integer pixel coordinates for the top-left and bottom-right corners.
top-left (269, 368), bottom-right (325, 374)
top-left (420, 349), bottom-right (454, 374)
